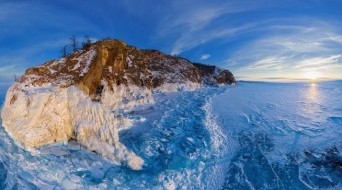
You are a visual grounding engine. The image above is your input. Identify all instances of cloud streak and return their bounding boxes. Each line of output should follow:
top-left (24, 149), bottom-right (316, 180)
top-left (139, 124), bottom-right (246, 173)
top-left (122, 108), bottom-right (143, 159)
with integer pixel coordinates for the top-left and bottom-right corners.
top-left (224, 19), bottom-right (342, 80)
top-left (1, 0), bottom-right (342, 82)
top-left (0, 38), bottom-right (69, 82)
top-left (157, 0), bottom-right (260, 55)
top-left (200, 54), bottom-right (210, 60)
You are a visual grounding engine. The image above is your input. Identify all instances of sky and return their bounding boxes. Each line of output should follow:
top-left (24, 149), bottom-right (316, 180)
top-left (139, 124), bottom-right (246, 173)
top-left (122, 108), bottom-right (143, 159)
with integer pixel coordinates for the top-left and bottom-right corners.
top-left (0, 0), bottom-right (342, 82)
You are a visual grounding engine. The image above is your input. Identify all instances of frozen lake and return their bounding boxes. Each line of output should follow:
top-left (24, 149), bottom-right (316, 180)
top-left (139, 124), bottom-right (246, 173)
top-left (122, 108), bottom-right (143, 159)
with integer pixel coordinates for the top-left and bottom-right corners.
top-left (0, 81), bottom-right (341, 189)
top-left (212, 82), bottom-right (342, 189)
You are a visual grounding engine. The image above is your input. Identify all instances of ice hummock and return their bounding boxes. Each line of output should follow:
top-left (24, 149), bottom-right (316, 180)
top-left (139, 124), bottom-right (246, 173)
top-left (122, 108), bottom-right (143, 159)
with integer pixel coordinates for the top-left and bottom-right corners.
top-left (0, 85), bottom-right (227, 189)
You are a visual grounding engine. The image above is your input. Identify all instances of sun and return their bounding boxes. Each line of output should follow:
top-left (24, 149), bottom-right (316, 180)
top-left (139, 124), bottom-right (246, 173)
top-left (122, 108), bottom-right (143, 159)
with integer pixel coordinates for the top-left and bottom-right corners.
top-left (304, 71), bottom-right (321, 81)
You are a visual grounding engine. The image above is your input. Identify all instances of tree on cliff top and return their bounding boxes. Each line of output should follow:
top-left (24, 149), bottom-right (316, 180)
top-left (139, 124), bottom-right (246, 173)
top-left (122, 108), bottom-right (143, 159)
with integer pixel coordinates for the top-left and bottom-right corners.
top-left (70, 36), bottom-right (78, 52)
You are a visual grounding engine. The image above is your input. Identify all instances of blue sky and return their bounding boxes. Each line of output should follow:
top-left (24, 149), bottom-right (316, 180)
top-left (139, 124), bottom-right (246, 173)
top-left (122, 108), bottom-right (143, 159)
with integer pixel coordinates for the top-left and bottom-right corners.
top-left (0, 0), bottom-right (342, 82)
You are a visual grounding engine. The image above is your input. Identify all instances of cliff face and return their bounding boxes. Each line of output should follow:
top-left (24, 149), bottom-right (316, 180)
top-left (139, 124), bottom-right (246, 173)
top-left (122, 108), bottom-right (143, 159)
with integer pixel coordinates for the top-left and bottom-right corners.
top-left (1, 39), bottom-right (235, 170)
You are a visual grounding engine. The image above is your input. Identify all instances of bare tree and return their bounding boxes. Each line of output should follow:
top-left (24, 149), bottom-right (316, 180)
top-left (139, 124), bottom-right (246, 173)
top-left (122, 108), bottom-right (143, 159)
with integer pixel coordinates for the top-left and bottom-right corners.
top-left (82, 35), bottom-right (92, 49)
top-left (61, 45), bottom-right (68, 57)
top-left (102, 36), bottom-right (111, 40)
top-left (14, 75), bottom-right (19, 82)
top-left (70, 36), bottom-right (78, 52)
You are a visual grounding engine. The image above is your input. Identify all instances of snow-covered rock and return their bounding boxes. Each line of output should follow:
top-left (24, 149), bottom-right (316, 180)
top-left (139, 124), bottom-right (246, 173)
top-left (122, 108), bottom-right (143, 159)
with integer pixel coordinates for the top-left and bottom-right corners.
top-left (1, 39), bottom-right (235, 170)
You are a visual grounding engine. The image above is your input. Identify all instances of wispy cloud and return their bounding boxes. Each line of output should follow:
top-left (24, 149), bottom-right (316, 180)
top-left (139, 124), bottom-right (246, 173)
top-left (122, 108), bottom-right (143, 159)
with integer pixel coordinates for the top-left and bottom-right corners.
top-left (0, 38), bottom-right (69, 82)
top-left (0, 64), bottom-right (22, 82)
top-left (224, 19), bottom-right (342, 80)
top-left (0, 1), bottom-right (102, 41)
top-left (0, 65), bottom-right (17, 72)
top-left (200, 54), bottom-right (210, 60)
top-left (0, 1), bottom-right (101, 82)
top-left (1, 0), bottom-right (342, 82)
top-left (294, 55), bottom-right (342, 69)
top-left (155, 1), bottom-right (342, 80)
top-left (170, 24), bottom-right (255, 55)
top-left (158, 0), bottom-right (260, 55)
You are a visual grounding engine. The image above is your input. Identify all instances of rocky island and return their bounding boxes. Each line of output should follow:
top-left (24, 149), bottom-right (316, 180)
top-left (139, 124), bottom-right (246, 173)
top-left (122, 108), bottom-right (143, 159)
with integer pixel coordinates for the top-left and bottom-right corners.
top-left (1, 39), bottom-right (235, 170)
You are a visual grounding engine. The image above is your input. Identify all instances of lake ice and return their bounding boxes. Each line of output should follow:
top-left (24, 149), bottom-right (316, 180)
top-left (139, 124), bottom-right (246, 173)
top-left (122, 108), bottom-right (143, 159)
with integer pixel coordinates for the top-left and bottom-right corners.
top-left (0, 81), bottom-right (341, 189)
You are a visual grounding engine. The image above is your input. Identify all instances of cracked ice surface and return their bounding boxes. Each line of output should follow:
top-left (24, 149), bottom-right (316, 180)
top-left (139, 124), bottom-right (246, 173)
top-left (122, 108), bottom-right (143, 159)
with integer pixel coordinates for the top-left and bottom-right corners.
top-left (1, 82), bottom-right (342, 189)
